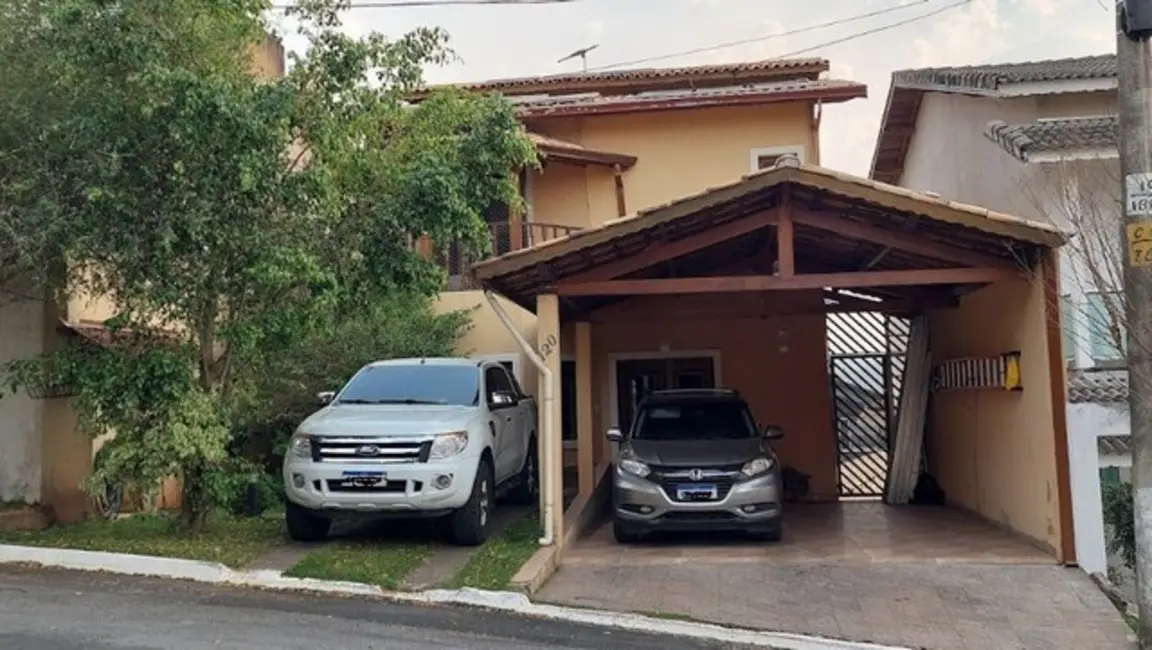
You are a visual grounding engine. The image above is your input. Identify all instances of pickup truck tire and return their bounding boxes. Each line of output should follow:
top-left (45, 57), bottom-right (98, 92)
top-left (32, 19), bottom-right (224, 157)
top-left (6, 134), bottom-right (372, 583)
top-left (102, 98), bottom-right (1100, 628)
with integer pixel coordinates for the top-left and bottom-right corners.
top-left (286, 502), bottom-right (331, 542)
top-left (507, 437), bottom-right (538, 506)
top-left (450, 457), bottom-right (494, 546)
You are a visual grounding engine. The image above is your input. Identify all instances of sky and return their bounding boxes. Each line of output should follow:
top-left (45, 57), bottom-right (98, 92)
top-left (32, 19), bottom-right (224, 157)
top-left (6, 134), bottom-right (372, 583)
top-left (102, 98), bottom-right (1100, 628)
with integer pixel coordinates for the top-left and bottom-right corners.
top-left (268, 0), bottom-right (1115, 176)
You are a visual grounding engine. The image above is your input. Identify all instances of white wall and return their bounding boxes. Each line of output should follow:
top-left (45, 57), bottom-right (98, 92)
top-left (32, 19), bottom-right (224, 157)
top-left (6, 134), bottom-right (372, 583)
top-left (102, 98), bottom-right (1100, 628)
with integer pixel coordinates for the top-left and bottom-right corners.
top-left (0, 291), bottom-right (45, 504)
top-left (1067, 402), bottom-right (1129, 574)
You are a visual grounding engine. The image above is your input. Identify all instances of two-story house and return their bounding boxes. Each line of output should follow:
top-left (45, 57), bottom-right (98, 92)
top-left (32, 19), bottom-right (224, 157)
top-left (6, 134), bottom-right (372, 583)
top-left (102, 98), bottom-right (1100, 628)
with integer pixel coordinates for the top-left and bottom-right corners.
top-left (426, 56), bottom-right (866, 493)
top-left (421, 55), bottom-right (1079, 580)
top-left (870, 54), bottom-right (1124, 575)
top-left (0, 32), bottom-right (286, 528)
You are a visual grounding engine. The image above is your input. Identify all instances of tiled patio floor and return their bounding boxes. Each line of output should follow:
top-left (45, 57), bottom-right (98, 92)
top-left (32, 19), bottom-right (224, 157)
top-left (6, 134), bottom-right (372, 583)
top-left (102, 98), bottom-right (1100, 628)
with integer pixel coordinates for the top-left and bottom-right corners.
top-left (539, 503), bottom-right (1133, 649)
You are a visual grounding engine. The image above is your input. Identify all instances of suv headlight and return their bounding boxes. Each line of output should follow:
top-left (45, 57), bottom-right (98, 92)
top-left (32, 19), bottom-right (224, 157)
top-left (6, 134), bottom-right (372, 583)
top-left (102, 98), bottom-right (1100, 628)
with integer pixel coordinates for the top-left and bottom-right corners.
top-left (429, 431), bottom-right (469, 460)
top-left (289, 432), bottom-right (313, 459)
top-left (741, 457), bottom-right (776, 478)
top-left (618, 459), bottom-right (651, 478)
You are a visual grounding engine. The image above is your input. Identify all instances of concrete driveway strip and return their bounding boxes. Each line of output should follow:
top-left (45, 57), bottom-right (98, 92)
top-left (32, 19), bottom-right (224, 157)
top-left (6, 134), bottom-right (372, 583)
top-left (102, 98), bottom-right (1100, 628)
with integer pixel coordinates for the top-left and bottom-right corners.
top-left (0, 566), bottom-right (757, 650)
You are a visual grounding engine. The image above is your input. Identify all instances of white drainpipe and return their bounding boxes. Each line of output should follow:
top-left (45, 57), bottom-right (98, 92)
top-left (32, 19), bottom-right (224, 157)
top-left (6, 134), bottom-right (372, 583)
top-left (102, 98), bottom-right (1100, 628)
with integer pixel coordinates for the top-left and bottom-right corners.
top-left (484, 290), bottom-right (555, 546)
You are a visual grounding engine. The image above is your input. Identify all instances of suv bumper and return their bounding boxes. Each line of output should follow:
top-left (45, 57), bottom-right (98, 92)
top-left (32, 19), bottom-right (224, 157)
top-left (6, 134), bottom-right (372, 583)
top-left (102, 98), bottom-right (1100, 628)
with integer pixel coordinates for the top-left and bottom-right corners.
top-left (282, 457), bottom-right (479, 514)
top-left (612, 468), bottom-right (782, 532)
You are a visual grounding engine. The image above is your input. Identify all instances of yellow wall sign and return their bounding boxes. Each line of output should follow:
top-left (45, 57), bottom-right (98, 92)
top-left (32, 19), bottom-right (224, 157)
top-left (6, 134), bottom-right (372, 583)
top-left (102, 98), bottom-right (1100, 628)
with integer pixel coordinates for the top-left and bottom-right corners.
top-left (1127, 221), bottom-right (1152, 267)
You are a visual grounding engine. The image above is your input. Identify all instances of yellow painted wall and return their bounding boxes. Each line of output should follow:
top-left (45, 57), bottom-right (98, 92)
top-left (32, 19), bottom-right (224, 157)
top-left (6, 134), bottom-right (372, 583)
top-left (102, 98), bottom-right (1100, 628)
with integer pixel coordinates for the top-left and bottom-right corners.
top-left (526, 102), bottom-right (815, 230)
top-left (433, 290), bottom-right (541, 396)
top-left (928, 277), bottom-right (1061, 553)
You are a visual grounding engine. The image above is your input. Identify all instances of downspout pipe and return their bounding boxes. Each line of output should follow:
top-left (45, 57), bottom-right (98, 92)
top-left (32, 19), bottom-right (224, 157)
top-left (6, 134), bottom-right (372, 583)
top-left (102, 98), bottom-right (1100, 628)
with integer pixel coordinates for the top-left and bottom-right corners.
top-left (484, 289), bottom-right (555, 546)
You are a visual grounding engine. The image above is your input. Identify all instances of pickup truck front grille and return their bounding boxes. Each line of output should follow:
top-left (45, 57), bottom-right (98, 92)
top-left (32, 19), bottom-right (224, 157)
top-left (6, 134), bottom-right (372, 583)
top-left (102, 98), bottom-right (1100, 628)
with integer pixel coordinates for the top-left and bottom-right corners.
top-left (310, 436), bottom-right (431, 464)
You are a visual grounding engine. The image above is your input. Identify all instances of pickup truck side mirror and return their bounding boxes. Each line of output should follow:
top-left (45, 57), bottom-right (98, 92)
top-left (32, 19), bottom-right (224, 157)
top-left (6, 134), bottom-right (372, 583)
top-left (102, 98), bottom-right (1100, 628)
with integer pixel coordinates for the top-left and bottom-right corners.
top-left (763, 424), bottom-right (785, 440)
top-left (317, 390), bottom-right (336, 405)
top-left (606, 426), bottom-right (624, 442)
top-left (490, 391), bottom-right (517, 408)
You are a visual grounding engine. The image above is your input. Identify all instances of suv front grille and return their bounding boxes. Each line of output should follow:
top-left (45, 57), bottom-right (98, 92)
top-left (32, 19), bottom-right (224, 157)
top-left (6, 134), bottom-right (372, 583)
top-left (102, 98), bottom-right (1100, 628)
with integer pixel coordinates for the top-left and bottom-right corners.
top-left (310, 436), bottom-right (431, 464)
top-left (649, 464), bottom-right (742, 503)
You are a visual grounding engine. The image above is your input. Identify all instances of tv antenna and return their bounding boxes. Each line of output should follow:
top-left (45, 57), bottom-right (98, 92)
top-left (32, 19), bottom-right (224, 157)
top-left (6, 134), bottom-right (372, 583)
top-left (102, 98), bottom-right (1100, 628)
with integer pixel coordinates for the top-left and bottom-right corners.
top-left (558, 44), bottom-right (598, 71)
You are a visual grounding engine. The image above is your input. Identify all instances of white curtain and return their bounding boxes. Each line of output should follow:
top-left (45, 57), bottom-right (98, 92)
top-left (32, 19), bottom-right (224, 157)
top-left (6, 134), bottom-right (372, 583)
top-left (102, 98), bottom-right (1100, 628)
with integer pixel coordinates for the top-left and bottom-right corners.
top-left (884, 315), bottom-right (931, 505)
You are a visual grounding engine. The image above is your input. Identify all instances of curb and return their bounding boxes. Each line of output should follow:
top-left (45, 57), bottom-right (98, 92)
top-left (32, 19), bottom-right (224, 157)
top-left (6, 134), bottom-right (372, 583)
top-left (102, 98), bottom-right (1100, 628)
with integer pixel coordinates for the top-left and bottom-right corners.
top-left (0, 544), bottom-right (909, 650)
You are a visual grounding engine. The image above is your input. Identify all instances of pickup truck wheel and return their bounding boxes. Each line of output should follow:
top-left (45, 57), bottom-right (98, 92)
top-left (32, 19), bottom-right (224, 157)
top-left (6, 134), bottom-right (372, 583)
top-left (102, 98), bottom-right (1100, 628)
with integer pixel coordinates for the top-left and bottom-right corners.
top-left (286, 502), bottom-right (330, 542)
top-left (450, 458), bottom-right (493, 546)
top-left (507, 437), bottom-right (538, 506)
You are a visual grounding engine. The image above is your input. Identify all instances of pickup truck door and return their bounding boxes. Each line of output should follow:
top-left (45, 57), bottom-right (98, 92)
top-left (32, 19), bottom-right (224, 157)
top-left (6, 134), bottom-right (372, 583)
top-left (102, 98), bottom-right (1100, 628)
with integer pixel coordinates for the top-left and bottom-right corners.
top-left (484, 364), bottom-right (520, 483)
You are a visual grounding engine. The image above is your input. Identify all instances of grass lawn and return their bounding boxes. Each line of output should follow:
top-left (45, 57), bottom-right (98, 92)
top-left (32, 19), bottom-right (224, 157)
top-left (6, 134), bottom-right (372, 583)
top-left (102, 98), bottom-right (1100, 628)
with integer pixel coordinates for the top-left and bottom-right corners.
top-left (0, 512), bottom-right (285, 568)
top-left (449, 511), bottom-right (541, 591)
top-left (284, 541), bottom-right (432, 590)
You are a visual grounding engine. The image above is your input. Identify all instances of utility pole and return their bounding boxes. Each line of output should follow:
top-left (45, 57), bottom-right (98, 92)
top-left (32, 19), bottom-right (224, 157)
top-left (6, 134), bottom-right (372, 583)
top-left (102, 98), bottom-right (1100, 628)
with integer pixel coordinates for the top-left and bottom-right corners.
top-left (1119, 1), bottom-right (1152, 645)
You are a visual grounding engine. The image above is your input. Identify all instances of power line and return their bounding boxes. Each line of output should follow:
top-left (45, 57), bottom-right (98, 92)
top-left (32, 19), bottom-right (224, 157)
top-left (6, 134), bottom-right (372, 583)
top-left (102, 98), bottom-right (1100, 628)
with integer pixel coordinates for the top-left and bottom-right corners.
top-left (270, 0), bottom-right (577, 8)
top-left (587, 0), bottom-right (932, 72)
top-left (590, 0), bottom-right (970, 72)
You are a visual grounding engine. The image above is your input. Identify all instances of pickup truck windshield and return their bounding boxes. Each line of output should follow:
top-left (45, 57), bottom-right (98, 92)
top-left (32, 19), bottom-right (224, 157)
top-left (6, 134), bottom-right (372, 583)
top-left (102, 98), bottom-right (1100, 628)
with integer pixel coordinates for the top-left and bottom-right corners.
top-left (337, 365), bottom-right (478, 406)
top-left (633, 401), bottom-right (757, 441)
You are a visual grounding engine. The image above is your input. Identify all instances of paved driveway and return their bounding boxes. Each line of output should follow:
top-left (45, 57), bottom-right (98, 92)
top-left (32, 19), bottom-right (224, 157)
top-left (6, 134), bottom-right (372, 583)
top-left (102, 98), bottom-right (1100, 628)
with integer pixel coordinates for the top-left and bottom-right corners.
top-left (539, 504), bottom-right (1133, 649)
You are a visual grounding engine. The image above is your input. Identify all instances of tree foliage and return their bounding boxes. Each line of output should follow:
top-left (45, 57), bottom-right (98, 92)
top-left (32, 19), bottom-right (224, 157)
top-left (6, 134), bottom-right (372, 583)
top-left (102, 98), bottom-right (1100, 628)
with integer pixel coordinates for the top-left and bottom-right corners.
top-left (0, 0), bottom-right (536, 529)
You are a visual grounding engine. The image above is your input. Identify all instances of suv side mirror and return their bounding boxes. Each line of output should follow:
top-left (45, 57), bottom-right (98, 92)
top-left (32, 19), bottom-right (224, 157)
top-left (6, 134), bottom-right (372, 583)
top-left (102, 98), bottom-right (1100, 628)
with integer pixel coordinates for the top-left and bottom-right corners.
top-left (490, 391), bottom-right (517, 407)
top-left (606, 426), bottom-right (624, 442)
top-left (763, 424), bottom-right (785, 440)
top-left (317, 390), bottom-right (336, 405)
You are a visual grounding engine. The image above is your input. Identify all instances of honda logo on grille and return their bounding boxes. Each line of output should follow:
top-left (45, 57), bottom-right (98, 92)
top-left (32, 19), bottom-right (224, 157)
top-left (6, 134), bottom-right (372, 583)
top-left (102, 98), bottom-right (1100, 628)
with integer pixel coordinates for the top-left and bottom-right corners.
top-left (355, 445), bottom-right (380, 457)
top-left (689, 468), bottom-right (704, 481)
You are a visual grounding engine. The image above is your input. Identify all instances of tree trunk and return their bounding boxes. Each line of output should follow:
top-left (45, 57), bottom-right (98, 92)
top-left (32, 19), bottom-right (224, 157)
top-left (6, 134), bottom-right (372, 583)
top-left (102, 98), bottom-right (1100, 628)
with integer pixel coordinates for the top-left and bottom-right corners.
top-left (180, 466), bottom-right (209, 534)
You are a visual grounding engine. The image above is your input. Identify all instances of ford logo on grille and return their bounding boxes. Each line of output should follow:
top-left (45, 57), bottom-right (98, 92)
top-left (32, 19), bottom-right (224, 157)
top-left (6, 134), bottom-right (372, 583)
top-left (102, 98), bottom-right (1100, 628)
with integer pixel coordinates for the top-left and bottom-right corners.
top-left (355, 445), bottom-right (380, 457)
top-left (689, 468), bottom-right (704, 481)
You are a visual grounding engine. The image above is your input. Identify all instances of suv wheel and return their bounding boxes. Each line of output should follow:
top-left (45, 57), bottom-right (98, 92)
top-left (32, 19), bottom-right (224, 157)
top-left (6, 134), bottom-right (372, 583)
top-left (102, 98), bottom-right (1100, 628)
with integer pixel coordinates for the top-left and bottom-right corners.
top-left (751, 523), bottom-right (783, 543)
top-left (286, 502), bottom-right (331, 542)
top-left (451, 457), bottom-right (494, 546)
top-left (507, 437), bottom-right (538, 506)
top-left (613, 519), bottom-right (641, 544)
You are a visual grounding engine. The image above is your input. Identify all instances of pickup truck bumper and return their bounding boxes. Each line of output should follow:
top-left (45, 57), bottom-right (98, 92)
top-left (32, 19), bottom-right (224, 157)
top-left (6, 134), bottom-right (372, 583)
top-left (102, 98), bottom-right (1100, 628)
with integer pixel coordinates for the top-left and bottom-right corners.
top-left (283, 457), bottom-right (479, 515)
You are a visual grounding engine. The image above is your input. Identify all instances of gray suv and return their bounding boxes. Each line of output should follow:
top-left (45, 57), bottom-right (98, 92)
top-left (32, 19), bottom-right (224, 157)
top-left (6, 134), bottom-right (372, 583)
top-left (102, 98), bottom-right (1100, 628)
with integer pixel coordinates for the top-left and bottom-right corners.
top-left (608, 389), bottom-right (784, 543)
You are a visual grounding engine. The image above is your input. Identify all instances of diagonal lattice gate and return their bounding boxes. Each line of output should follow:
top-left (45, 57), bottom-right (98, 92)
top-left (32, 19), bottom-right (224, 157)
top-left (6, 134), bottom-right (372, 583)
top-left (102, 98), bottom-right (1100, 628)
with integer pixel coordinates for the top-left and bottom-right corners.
top-left (826, 313), bottom-right (911, 498)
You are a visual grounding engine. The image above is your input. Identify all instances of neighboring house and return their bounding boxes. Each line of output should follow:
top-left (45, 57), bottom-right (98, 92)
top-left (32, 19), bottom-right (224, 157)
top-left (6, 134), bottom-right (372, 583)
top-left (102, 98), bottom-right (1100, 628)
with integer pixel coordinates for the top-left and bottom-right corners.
top-left (0, 33), bottom-right (286, 524)
top-left (423, 57), bottom-right (866, 473)
top-left (870, 53), bottom-right (1126, 574)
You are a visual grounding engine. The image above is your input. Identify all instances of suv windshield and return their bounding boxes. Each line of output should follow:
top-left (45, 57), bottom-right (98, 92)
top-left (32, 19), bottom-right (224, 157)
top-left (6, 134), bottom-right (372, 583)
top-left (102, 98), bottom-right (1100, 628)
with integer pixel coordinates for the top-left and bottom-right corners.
top-left (632, 400), bottom-right (757, 441)
top-left (337, 365), bottom-right (478, 407)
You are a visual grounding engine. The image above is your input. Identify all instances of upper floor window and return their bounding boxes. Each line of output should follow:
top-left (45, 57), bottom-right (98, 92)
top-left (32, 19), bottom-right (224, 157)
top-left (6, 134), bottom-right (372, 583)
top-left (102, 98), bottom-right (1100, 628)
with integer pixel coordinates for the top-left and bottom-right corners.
top-left (750, 146), bottom-right (806, 173)
top-left (1060, 294), bottom-right (1075, 362)
top-left (1086, 291), bottom-right (1126, 365)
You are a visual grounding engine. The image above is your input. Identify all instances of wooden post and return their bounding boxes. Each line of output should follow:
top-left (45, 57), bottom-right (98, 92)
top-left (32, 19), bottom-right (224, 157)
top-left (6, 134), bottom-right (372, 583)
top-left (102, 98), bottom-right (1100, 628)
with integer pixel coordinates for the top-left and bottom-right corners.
top-left (776, 186), bottom-right (794, 276)
top-left (613, 164), bottom-right (627, 217)
top-left (536, 293), bottom-right (565, 545)
top-left (575, 321), bottom-right (594, 497)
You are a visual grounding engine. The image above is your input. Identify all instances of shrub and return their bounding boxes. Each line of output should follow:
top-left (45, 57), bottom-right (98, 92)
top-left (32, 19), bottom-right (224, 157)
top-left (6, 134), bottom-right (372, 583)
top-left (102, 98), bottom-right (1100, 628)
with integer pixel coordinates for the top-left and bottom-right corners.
top-left (1102, 478), bottom-right (1136, 569)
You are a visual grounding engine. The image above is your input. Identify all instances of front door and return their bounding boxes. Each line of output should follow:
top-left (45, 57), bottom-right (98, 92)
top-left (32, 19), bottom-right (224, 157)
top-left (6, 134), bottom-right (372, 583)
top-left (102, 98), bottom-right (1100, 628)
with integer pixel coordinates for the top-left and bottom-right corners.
top-left (615, 357), bottom-right (717, 432)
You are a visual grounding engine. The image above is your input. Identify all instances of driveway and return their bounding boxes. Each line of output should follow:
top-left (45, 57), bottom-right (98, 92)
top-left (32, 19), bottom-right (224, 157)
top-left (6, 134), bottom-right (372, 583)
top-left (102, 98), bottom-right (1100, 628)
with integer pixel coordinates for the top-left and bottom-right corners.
top-left (539, 504), bottom-right (1133, 649)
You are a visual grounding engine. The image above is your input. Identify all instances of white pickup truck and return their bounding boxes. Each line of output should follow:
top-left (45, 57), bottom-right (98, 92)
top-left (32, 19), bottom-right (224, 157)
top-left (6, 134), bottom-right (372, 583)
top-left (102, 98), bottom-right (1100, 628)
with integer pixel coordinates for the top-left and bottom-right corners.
top-left (282, 357), bottom-right (538, 546)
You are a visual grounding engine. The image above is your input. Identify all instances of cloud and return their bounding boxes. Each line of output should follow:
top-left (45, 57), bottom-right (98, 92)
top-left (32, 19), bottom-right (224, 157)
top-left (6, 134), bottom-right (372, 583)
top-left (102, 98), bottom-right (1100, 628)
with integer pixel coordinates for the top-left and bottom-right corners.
top-left (912, 0), bottom-right (1010, 68)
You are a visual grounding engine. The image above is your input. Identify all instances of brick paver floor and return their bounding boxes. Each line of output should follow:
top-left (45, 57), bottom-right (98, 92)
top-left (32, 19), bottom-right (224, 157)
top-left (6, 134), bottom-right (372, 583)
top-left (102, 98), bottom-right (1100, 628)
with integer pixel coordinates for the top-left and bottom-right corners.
top-left (538, 505), bottom-right (1133, 649)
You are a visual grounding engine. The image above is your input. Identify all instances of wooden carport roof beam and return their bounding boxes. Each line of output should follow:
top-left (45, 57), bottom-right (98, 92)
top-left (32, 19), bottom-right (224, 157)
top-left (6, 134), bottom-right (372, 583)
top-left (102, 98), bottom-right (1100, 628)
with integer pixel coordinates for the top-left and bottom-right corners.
top-left (555, 266), bottom-right (1020, 297)
top-left (793, 208), bottom-right (1021, 269)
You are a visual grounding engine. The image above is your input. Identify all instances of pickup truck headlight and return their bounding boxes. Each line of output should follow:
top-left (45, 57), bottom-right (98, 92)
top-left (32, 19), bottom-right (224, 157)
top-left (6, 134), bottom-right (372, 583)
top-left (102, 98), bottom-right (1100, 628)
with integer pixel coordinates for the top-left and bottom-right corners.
top-left (741, 457), bottom-right (776, 478)
top-left (429, 431), bottom-right (468, 460)
top-left (289, 432), bottom-right (312, 459)
top-left (618, 459), bottom-right (651, 478)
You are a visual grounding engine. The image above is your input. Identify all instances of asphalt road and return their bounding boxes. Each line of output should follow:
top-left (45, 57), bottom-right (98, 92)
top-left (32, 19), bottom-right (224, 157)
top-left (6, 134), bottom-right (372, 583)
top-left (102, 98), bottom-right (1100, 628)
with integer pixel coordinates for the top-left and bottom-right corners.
top-left (0, 566), bottom-right (755, 650)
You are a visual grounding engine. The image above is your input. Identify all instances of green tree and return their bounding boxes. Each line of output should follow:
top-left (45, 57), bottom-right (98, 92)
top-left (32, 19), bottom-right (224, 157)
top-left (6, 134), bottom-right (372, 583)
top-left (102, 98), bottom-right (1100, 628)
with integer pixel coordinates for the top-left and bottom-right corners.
top-left (0, 0), bottom-right (536, 530)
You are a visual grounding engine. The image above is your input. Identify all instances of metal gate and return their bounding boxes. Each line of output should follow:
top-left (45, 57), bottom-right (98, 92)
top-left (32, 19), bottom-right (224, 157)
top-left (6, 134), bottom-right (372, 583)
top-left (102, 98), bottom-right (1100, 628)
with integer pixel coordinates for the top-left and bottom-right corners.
top-left (826, 313), bottom-right (911, 498)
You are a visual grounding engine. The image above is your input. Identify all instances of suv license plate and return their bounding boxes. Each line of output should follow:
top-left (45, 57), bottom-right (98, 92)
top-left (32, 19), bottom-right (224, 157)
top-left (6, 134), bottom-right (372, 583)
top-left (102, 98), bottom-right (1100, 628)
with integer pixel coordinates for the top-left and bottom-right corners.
top-left (676, 484), bottom-right (718, 501)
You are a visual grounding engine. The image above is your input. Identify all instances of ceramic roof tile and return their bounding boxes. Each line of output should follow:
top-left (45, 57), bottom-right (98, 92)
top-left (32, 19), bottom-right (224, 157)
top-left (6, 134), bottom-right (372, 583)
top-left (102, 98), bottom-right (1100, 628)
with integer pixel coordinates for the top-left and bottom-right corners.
top-left (1068, 370), bottom-right (1129, 403)
top-left (892, 54), bottom-right (1116, 92)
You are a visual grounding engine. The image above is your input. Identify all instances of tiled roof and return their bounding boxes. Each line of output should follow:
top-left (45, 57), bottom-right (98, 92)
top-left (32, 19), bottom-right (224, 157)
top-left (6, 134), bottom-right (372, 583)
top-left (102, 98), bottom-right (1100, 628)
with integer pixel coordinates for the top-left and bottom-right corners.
top-left (870, 53), bottom-right (1115, 183)
top-left (1068, 370), bottom-right (1128, 403)
top-left (526, 131), bottom-right (637, 168)
top-left (891, 54), bottom-right (1116, 94)
top-left (510, 79), bottom-right (867, 118)
top-left (448, 58), bottom-right (829, 95)
top-left (1099, 435), bottom-right (1131, 456)
top-left (984, 117), bottom-right (1117, 162)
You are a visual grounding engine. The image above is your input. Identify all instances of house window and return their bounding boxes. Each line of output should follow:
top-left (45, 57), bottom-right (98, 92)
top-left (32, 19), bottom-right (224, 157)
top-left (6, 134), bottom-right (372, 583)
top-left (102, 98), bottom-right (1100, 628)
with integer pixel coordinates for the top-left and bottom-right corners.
top-left (750, 146), bottom-right (806, 172)
top-left (1086, 291), bottom-right (1125, 363)
top-left (561, 360), bottom-right (576, 441)
top-left (1060, 294), bottom-right (1075, 361)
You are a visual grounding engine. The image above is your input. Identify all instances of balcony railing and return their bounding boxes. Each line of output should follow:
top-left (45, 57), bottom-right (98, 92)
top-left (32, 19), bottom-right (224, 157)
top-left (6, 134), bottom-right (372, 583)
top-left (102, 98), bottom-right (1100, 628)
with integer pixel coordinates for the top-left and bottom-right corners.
top-left (436, 221), bottom-right (582, 290)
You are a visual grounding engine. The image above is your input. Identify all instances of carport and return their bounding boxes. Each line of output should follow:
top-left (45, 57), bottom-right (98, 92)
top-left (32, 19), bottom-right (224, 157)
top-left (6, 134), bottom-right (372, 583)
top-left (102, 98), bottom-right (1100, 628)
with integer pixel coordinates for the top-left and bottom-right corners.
top-left (473, 161), bottom-right (1076, 571)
